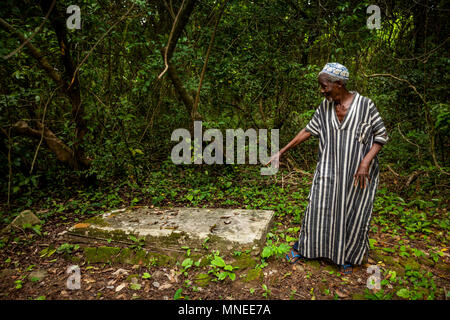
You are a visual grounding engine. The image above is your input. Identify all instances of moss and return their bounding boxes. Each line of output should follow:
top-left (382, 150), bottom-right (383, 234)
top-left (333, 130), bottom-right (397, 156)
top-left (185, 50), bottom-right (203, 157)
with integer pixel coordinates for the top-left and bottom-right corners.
top-left (380, 255), bottom-right (395, 265)
top-left (193, 273), bottom-right (211, 287)
top-left (391, 264), bottom-right (406, 277)
top-left (146, 251), bottom-right (176, 266)
top-left (118, 248), bottom-right (134, 264)
top-left (132, 250), bottom-right (148, 265)
top-left (200, 256), bottom-right (212, 267)
top-left (85, 216), bottom-right (110, 227)
top-left (352, 293), bottom-right (366, 300)
top-left (371, 250), bottom-right (387, 261)
top-left (189, 254), bottom-right (211, 267)
top-left (82, 246), bottom-right (177, 266)
top-left (436, 262), bottom-right (450, 273)
top-left (372, 252), bottom-right (395, 265)
top-left (305, 259), bottom-right (320, 269)
top-left (84, 247), bottom-right (99, 263)
top-left (231, 254), bottom-right (257, 270)
top-left (403, 257), bottom-right (421, 271)
top-left (419, 257), bottom-right (435, 267)
top-left (325, 265), bottom-right (337, 272)
top-left (126, 274), bottom-right (139, 282)
top-left (65, 253), bottom-right (82, 264)
top-left (97, 246), bottom-right (121, 262)
top-left (83, 247), bottom-right (121, 263)
top-left (70, 226), bottom-right (131, 243)
top-left (243, 269), bottom-right (263, 282)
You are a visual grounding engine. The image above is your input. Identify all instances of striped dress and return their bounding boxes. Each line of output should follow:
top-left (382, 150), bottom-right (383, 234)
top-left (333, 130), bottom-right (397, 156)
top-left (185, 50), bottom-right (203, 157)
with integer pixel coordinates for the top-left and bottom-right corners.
top-left (299, 92), bottom-right (389, 265)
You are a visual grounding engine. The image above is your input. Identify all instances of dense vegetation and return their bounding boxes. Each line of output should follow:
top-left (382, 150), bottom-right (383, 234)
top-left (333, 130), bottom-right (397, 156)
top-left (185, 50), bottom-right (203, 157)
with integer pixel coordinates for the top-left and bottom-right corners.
top-left (0, 0), bottom-right (448, 301)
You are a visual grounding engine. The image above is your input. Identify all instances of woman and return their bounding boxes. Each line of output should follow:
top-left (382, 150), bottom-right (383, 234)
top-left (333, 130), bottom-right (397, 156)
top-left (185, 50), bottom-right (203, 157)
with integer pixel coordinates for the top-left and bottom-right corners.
top-left (267, 63), bottom-right (389, 273)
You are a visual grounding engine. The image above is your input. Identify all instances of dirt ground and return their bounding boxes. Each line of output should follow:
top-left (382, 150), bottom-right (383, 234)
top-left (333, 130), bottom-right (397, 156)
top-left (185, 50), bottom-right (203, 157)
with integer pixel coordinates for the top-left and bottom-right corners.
top-left (1, 208), bottom-right (448, 301)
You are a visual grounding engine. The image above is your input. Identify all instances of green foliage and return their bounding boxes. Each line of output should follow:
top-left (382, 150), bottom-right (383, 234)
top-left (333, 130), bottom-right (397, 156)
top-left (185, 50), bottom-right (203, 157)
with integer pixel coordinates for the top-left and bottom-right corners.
top-left (129, 235), bottom-right (146, 251)
top-left (261, 231), bottom-right (292, 260)
top-left (173, 288), bottom-right (184, 300)
top-left (208, 251), bottom-right (238, 281)
top-left (261, 241), bottom-right (291, 260)
top-left (22, 223), bottom-right (42, 236)
top-left (261, 284), bottom-right (271, 298)
top-left (56, 243), bottom-right (80, 254)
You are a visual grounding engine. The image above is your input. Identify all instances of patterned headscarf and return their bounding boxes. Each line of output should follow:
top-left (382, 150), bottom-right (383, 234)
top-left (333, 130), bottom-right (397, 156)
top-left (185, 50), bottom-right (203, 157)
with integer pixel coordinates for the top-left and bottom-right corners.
top-left (320, 62), bottom-right (349, 80)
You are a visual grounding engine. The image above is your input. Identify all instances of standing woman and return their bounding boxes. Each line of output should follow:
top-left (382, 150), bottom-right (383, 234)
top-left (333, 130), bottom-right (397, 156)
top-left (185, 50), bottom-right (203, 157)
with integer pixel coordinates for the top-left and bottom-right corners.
top-left (267, 63), bottom-right (389, 273)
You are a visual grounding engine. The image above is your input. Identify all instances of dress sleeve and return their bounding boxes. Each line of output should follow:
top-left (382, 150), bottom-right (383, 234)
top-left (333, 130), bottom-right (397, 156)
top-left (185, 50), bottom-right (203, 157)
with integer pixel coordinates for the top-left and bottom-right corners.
top-left (305, 104), bottom-right (322, 137)
top-left (369, 100), bottom-right (389, 145)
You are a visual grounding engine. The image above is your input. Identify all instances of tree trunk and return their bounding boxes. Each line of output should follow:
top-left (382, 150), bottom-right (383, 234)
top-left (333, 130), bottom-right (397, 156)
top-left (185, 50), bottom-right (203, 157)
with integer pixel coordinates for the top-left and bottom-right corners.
top-left (40, 0), bottom-right (88, 170)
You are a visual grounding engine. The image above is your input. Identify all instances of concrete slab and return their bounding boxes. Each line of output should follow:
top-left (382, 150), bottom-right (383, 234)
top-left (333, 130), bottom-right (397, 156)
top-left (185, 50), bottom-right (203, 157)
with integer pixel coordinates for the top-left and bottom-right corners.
top-left (66, 207), bottom-right (275, 254)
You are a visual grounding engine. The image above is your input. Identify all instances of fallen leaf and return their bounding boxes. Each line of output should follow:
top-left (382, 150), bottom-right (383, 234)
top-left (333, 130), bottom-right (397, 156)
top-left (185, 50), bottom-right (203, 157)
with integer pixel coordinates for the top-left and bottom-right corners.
top-left (115, 283), bottom-right (126, 292)
top-left (335, 289), bottom-right (348, 298)
top-left (165, 269), bottom-right (179, 283)
top-left (107, 279), bottom-right (117, 286)
top-left (130, 283), bottom-right (141, 290)
top-left (112, 269), bottom-right (129, 276)
top-left (159, 283), bottom-right (173, 290)
top-left (73, 223), bottom-right (90, 229)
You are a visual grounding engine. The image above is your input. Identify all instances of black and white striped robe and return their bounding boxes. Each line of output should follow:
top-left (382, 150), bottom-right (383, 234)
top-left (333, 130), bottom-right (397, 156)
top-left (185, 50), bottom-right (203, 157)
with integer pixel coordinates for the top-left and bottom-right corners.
top-left (299, 92), bottom-right (389, 265)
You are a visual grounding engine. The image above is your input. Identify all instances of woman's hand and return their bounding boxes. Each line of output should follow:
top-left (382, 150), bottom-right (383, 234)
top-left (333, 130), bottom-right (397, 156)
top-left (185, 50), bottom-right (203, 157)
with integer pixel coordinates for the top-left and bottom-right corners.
top-left (354, 160), bottom-right (370, 189)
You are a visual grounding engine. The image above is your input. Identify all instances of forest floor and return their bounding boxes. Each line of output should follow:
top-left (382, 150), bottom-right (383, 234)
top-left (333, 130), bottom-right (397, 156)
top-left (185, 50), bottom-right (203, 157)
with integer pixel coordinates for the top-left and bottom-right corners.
top-left (0, 166), bottom-right (449, 300)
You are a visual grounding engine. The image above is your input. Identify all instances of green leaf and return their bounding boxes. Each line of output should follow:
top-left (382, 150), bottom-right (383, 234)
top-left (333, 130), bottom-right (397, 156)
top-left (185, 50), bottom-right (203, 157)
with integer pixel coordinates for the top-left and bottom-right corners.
top-left (261, 246), bottom-right (273, 258)
top-left (182, 258), bottom-right (193, 269)
top-left (217, 272), bottom-right (227, 280)
top-left (142, 273), bottom-right (151, 279)
top-left (228, 273), bottom-right (236, 281)
top-left (130, 283), bottom-right (141, 290)
top-left (277, 243), bottom-right (291, 255)
top-left (174, 288), bottom-right (183, 300)
top-left (211, 256), bottom-right (226, 268)
top-left (224, 265), bottom-right (233, 271)
top-left (396, 288), bottom-right (410, 299)
top-left (369, 238), bottom-right (377, 249)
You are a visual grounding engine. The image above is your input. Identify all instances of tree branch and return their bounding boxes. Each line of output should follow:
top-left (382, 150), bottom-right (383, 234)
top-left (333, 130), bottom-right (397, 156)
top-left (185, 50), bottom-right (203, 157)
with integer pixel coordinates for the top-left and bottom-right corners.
top-left (192, 0), bottom-right (228, 121)
top-left (12, 120), bottom-right (91, 169)
top-left (2, 0), bottom-right (56, 60)
top-left (0, 17), bottom-right (65, 88)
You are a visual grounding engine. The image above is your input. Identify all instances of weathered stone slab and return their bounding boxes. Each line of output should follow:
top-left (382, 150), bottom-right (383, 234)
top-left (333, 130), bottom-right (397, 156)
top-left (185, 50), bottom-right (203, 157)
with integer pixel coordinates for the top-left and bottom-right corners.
top-left (2, 210), bottom-right (41, 234)
top-left (66, 207), bottom-right (275, 254)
